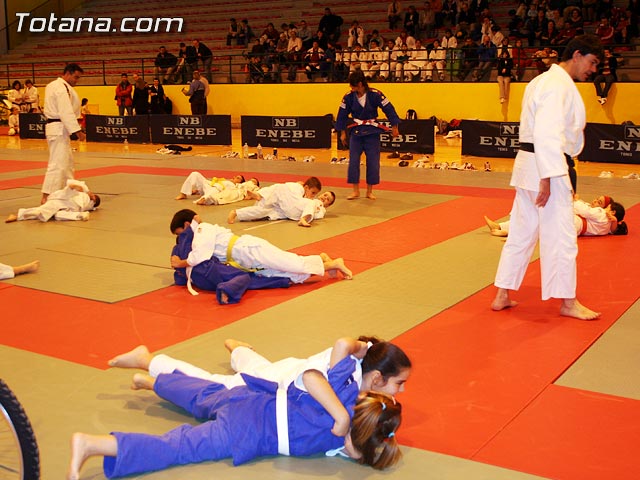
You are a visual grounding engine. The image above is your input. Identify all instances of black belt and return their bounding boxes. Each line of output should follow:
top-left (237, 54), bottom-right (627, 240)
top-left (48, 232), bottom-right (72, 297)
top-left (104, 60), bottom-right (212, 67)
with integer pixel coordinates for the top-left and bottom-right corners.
top-left (519, 142), bottom-right (577, 192)
top-left (46, 118), bottom-right (61, 123)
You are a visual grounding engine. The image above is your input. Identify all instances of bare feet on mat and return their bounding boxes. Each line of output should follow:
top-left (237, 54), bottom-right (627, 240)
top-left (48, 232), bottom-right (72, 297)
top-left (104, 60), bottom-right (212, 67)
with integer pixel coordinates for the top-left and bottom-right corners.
top-left (224, 338), bottom-right (254, 353)
top-left (5, 214), bottom-right (17, 223)
top-left (227, 210), bottom-right (237, 224)
top-left (560, 299), bottom-right (601, 320)
top-left (325, 258), bottom-right (353, 280)
top-left (175, 193), bottom-right (187, 200)
top-left (366, 192), bottom-right (376, 200)
top-left (107, 345), bottom-right (151, 369)
top-left (347, 193), bottom-right (360, 200)
top-left (67, 433), bottom-right (89, 480)
top-left (131, 373), bottom-right (155, 390)
top-left (491, 289), bottom-right (518, 311)
top-left (14, 260), bottom-right (40, 275)
top-left (484, 215), bottom-right (500, 231)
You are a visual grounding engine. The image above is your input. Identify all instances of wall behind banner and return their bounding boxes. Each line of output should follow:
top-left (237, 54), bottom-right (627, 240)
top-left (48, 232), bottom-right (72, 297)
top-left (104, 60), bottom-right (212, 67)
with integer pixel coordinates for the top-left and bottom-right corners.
top-left (75, 83), bottom-right (640, 131)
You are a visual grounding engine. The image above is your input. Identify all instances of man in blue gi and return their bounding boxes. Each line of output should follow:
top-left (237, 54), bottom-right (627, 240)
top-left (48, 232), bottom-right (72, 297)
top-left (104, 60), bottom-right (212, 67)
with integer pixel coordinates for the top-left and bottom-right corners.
top-left (335, 71), bottom-right (401, 200)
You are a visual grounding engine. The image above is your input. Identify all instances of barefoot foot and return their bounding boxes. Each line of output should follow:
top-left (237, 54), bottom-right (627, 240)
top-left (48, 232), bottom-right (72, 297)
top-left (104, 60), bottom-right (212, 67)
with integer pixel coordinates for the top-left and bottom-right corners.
top-left (5, 214), bottom-right (17, 223)
top-left (68, 433), bottom-right (90, 480)
top-left (107, 345), bottom-right (151, 369)
top-left (560, 299), bottom-right (601, 320)
top-left (326, 258), bottom-right (353, 280)
top-left (484, 215), bottom-right (501, 232)
top-left (347, 193), bottom-right (360, 200)
top-left (131, 373), bottom-right (155, 390)
top-left (366, 192), bottom-right (376, 200)
top-left (491, 289), bottom-right (518, 311)
top-left (14, 260), bottom-right (40, 275)
top-left (224, 339), bottom-right (254, 353)
top-left (227, 210), bottom-right (237, 224)
top-left (175, 193), bottom-right (187, 200)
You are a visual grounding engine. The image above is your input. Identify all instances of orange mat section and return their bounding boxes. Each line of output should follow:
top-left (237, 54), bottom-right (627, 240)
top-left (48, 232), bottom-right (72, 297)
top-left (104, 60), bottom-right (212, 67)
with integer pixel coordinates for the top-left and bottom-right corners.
top-left (0, 159), bottom-right (48, 173)
top-left (0, 193), bottom-right (511, 369)
top-left (473, 385), bottom-right (640, 480)
top-left (392, 206), bottom-right (639, 477)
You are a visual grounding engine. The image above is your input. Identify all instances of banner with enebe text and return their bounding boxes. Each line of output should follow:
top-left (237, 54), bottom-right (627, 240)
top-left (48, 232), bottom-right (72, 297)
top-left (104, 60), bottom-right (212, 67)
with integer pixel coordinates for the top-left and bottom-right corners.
top-left (18, 113), bottom-right (46, 139)
top-left (461, 120), bottom-right (520, 158)
top-left (241, 115), bottom-right (332, 149)
top-left (85, 114), bottom-right (150, 143)
top-left (149, 115), bottom-right (232, 145)
top-left (581, 122), bottom-right (640, 164)
top-left (337, 119), bottom-right (435, 154)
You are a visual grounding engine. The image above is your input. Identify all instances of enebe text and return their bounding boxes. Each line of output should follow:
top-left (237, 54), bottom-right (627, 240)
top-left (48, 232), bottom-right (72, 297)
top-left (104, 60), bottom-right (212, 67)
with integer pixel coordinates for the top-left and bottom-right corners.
top-left (16, 13), bottom-right (184, 33)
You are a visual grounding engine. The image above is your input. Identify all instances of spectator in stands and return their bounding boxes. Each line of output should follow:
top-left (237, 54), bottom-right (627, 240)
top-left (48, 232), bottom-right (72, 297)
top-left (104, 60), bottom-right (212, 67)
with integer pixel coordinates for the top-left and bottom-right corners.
top-left (8, 80), bottom-right (24, 112)
top-left (540, 20), bottom-right (560, 47)
top-left (304, 40), bottom-right (325, 80)
top-left (533, 46), bottom-right (558, 74)
top-left (149, 78), bottom-right (165, 114)
top-left (553, 19), bottom-right (577, 48)
top-left (193, 39), bottom-right (213, 82)
top-left (364, 39), bottom-right (385, 80)
top-left (347, 20), bottom-right (365, 48)
top-left (131, 74), bottom-right (149, 115)
top-left (471, 35), bottom-right (496, 81)
top-left (388, 1), bottom-right (404, 29)
top-left (420, 1), bottom-right (436, 39)
top-left (261, 22), bottom-right (280, 44)
top-left (394, 44), bottom-right (412, 81)
top-left (367, 30), bottom-right (385, 50)
top-left (597, 0), bottom-right (614, 21)
top-left (425, 38), bottom-right (446, 81)
top-left (319, 7), bottom-right (343, 42)
top-left (240, 19), bottom-right (254, 47)
top-left (593, 47), bottom-right (619, 105)
top-left (380, 39), bottom-right (398, 81)
top-left (226, 18), bottom-right (241, 46)
top-left (154, 46), bottom-right (178, 84)
top-left (457, 36), bottom-right (479, 80)
top-left (489, 25), bottom-right (505, 48)
top-left (115, 73), bottom-right (133, 116)
top-left (582, 0), bottom-right (597, 22)
top-left (183, 42), bottom-right (199, 83)
top-left (331, 44), bottom-right (350, 82)
top-left (441, 0), bottom-right (458, 26)
top-left (248, 56), bottom-right (272, 83)
top-left (431, 0), bottom-right (445, 29)
top-left (527, 9), bottom-right (548, 46)
top-left (595, 17), bottom-right (614, 45)
top-left (511, 38), bottom-right (530, 81)
top-left (404, 5), bottom-right (420, 37)
top-left (468, 0), bottom-right (489, 22)
top-left (565, 8), bottom-right (584, 35)
top-left (441, 28), bottom-right (458, 69)
top-left (286, 29), bottom-right (303, 81)
top-left (456, 1), bottom-right (474, 33)
top-left (395, 29), bottom-right (416, 48)
top-left (22, 79), bottom-right (40, 112)
top-left (496, 50), bottom-right (513, 103)
top-left (349, 43), bottom-right (368, 73)
top-left (613, 8), bottom-right (632, 44)
top-left (182, 70), bottom-right (208, 115)
top-left (297, 20), bottom-right (313, 50)
top-left (7, 107), bottom-right (19, 136)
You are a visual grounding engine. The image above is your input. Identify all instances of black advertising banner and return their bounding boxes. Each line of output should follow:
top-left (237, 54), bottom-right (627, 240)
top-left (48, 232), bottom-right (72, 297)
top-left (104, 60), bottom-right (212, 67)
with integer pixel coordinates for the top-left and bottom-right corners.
top-left (380, 118), bottom-right (435, 153)
top-left (150, 115), bottom-right (232, 145)
top-left (337, 119), bottom-right (435, 154)
top-left (461, 120), bottom-right (520, 158)
top-left (241, 115), bottom-right (332, 149)
top-left (18, 113), bottom-right (46, 139)
top-left (85, 114), bottom-right (150, 143)
top-left (582, 123), bottom-right (640, 164)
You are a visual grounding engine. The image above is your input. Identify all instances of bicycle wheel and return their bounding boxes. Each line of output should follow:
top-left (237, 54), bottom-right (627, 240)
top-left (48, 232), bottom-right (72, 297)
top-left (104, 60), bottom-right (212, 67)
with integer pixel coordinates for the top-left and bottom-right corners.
top-left (0, 379), bottom-right (40, 480)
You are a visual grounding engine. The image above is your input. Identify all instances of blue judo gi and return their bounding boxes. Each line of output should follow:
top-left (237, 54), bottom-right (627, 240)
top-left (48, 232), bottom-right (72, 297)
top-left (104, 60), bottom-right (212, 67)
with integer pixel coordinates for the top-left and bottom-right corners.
top-left (103, 357), bottom-right (360, 477)
top-left (172, 226), bottom-right (290, 304)
top-left (335, 88), bottom-right (401, 186)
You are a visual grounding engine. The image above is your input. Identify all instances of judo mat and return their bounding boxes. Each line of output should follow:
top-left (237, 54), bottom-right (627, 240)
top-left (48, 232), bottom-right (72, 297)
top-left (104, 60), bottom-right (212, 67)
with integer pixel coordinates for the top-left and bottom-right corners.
top-left (1, 147), bottom-right (640, 480)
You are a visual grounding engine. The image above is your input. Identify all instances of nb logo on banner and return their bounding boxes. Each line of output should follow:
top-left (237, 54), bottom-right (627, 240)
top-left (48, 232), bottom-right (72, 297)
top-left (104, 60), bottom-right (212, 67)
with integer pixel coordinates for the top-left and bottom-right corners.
top-left (272, 118), bottom-right (299, 128)
top-left (499, 123), bottom-right (519, 136)
top-left (624, 126), bottom-right (640, 139)
top-left (178, 116), bottom-right (203, 126)
top-left (106, 117), bottom-right (124, 125)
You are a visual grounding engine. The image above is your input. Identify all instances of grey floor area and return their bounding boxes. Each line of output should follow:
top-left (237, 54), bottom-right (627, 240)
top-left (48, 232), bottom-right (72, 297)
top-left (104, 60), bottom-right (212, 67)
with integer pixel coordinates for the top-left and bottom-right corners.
top-left (1, 146), bottom-right (639, 479)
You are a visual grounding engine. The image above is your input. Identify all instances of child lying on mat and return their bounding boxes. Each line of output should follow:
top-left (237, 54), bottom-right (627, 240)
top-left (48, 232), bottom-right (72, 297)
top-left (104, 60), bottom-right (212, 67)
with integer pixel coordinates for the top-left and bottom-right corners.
top-left (67, 343), bottom-right (403, 479)
top-left (0, 261), bottom-right (39, 280)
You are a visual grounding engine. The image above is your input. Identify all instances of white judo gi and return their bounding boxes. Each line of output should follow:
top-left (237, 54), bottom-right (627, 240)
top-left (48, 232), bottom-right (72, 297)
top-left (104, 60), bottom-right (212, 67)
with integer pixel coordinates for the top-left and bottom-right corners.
top-left (17, 180), bottom-right (94, 222)
top-left (235, 182), bottom-right (325, 223)
top-left (148, 346), bottom-right (363, 392)
top-left (199, 180), bottom-right (259, 206)
top-left (494, 64), bottom-right (585, 300)
top-left (498, 199), bottom-right (614, 237)
top-left (0, 263), bottom-right (14, 280)
top-left (41, 77), bottom-right (82, 195)
top-left (186, 219), bottom-right (324, 283)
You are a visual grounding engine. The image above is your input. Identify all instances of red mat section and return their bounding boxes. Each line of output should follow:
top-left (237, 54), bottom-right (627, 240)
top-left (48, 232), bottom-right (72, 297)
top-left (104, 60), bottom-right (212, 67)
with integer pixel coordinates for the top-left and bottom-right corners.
top-left (392, 206), bottom-right (639, 477)
top-left (0, 160), bottom-right (48, 173)
top-left (474, 385), bottom-right (640, 480)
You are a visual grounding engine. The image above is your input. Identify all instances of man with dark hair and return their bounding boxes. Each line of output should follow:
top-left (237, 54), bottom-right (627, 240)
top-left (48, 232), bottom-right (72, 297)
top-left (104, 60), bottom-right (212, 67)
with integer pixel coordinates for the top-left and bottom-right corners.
top-left (491, 35), bottom-right (603, 320)
top-left (335, 71), bottom-right (401, 200)
top-left (154, 46), bottom-right (178, 84)
top-left (192, 39), bottom-right (213, 82)
top-left (41, 63), bottom-right (85, 204)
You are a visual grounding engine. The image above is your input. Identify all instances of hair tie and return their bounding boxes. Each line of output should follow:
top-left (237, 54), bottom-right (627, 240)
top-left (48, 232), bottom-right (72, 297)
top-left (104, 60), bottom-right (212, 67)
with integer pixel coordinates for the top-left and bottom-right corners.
top-left (381, 402), bottom-right (387, 410)
top-left (388, 432), bottom-right (395, 438)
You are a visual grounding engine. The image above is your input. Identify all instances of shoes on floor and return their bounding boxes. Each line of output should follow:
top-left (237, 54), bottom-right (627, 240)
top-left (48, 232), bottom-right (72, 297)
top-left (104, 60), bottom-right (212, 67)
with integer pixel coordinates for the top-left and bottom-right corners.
top-left (387, 151), bottom-right (400, 158)
top-left (623, 172), bottom-right (639, 179)
top-left (598, 171), bottom-right (614, 178)
top-left (400, 153), bottom-right (413, 160)
top-left (398, 160), bottom-right (409, 167)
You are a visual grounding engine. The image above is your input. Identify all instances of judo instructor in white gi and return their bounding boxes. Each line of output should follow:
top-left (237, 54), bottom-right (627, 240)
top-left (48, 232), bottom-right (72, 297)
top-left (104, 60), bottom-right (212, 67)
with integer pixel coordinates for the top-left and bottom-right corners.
top-left (41, 63), bottom-right (86, 205)
top-left (491, 35), bottom-right (603, 321)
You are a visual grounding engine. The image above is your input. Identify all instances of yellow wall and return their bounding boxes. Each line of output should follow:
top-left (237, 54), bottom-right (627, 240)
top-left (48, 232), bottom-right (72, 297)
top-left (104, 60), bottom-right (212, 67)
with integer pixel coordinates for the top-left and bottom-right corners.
top-left (75, 83), bottom-right (640, 128)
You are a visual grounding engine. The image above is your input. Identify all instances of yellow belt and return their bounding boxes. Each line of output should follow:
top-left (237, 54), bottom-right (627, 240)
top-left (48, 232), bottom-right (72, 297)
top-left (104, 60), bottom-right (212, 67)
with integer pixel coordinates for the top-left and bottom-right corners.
top-left (226, 235), bottom-right (259, 272)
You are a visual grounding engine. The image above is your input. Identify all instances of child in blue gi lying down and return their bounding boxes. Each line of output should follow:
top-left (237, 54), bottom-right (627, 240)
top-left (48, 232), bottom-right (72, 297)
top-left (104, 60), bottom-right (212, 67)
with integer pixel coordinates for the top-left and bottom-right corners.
top-left (67, 355), bottom-right (403, 479)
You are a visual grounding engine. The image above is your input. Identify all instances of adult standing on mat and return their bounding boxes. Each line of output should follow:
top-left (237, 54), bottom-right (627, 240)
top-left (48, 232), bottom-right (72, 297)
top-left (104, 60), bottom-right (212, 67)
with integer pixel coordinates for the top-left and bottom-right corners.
top-left (491, 35), bottom-right (603, 320)
top-left (335, 70), bottom-right (400, 200)
top-left (41, 63), bottom-right (86, 204)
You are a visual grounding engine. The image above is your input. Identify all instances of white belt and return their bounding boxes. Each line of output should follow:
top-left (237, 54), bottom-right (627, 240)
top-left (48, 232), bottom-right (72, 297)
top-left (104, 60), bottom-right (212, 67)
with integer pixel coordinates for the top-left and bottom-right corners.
top-left (186, 266), bottom-right (199, 296)
top-left (276, 388), bottom-right (290, 455)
